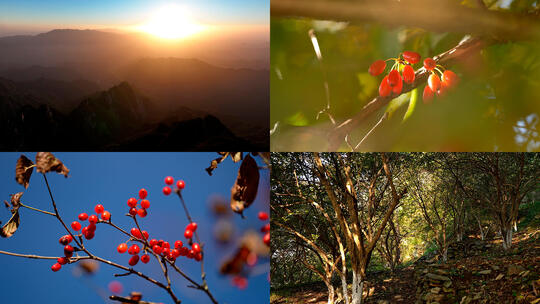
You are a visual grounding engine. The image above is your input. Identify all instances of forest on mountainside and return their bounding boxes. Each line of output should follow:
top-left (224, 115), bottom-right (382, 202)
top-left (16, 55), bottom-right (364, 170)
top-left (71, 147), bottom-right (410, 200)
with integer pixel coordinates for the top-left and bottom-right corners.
top-left (270, 153), bottom-right (539, 304)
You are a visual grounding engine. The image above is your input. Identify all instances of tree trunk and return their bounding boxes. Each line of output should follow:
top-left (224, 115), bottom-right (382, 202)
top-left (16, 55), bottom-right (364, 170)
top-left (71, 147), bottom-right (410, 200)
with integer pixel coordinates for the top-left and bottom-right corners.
top-left (501, 227), bottom-right (513, 250)
top-left (441, 247), bottom-right (448, 263)
top-left (325, 281), bottom-right (335, 304)
top-left (340, 272), bottom-right (349, 304)
top-left (513, 220), bottom-right (518, 232)
top-left (351, 271), bottom-right (365, 304)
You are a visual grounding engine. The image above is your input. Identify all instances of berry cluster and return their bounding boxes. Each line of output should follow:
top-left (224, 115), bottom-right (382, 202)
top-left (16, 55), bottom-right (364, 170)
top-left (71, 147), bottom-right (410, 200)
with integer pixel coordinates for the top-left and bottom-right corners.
top-left (162, 176), bottom-right (185, 196)
top-left (422, 57), bottom-right (459, 103)
top-left (115, 185), bottom-right (202, 266)
top-left (369, 51), bottom-right (420, 97)
top-left (52, 234), bottom-right (75, 272)
top-left (52, 203), bottom-right (111, 272)
top-left (126, 188), bottom-right (151, 218)
top-left (368, 52), bottom-right (459, 102)
top-left (258, 211), bottom-right (270, 246)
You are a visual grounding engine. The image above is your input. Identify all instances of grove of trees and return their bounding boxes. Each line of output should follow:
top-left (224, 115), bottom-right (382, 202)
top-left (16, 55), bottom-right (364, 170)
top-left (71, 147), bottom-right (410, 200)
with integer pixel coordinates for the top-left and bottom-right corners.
top-left (271, 152), bottom-right (539, 304)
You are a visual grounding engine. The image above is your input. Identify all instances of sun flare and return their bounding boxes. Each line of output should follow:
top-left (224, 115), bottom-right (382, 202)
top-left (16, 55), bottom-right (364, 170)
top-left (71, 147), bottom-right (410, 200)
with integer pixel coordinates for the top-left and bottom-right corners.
top-left (138, 5), bottom-right (205, 40)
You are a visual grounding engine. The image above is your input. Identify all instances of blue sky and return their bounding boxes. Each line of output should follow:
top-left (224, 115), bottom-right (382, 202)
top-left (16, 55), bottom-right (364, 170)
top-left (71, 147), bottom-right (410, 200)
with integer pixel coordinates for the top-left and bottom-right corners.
top-left (0, 152), bottom-right (270, 304)
top-left (0, 0), bottom-right (269, 35)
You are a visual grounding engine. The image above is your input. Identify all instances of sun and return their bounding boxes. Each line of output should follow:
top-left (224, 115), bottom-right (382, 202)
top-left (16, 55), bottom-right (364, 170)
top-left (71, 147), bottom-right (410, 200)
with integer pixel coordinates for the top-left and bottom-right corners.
top-left (138, 5), bottom-right (205, 40)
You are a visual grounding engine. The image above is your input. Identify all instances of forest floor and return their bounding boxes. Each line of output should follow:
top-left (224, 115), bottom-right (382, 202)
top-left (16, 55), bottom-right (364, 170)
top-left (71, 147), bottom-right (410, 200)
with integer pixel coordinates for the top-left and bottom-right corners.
top-left (270, 228), bottom-right (540, 304)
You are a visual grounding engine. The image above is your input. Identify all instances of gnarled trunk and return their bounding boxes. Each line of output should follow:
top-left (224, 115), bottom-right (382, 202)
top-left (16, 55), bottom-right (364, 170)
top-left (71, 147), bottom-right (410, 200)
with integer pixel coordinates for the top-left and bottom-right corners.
top-left (351, 272), bottom-right (365, 304)
top-left (501, 227), bottom-right (513, 250)
top-left (325, 280), bottom-right (335, 304)
top-left (340, 272), bottom-right (349, 304)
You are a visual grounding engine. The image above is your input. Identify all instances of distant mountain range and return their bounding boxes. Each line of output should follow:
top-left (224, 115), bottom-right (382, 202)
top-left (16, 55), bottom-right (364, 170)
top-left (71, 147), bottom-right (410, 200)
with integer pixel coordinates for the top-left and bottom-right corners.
top-left (0, 29), bottom-right (269, 150)
top-left (0, 78), bottom-right (263, 150)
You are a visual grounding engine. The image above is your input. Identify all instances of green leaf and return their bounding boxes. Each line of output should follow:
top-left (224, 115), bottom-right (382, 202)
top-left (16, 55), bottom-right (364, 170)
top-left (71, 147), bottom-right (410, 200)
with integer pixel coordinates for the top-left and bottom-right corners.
top-left (385, 92), bottom-right (411, 118)
top-left (403, 88), bottom-right (418, 122)
top-left (286, 111), bottom-right (309, 126)
top-left (356, 72), bottom-right (378, 101)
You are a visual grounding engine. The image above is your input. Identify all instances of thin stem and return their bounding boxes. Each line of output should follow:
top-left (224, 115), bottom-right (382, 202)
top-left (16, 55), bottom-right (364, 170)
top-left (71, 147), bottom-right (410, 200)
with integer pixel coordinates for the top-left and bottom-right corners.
top-left (109, 295), bottom-right (160, 304)
top-left (353, 112), bottom-right (389, 151)
top-left (0, 249), bottom-right (90, 261)
top-left (42, 173), bottom-right (86, 252)
top-left (19, 203), bottom-right (55, 216)
top-left (175, 191), bottom-right (218, 304)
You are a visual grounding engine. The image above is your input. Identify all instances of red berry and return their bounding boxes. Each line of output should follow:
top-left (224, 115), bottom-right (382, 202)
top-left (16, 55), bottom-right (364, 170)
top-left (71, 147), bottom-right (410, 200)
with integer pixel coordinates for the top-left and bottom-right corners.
top-left (88, 215), bottom-right (98, 224)
top-left (192, 243), bottom-right (201, 253)
top-left (162, 241), bottom-right (170, 249)
top-left (57, 256), bottom-right (69, 265)
top-left (142, 231), bottom-right (149, 240)
top-left (64, 245), bottom-right (74, 257)
top-left (71, 221), bottom-right (81, 231)
top-left (184, 229), bottom-right (193, 239)
top-left (128, 244), bottom-right (140, 255)
top-left (180, 247), bottom-right (189, 256)
top-left (108, 281), bottom-right (123, 294)
top-left (195, 252), bottom-right (202, 261)
top-left (187, 249), bottom-right (195, 259)
top-left (94, 204), bottom-right (104, 214)
top-left (379, 76), bottom-right (392, 97)
top-left (402, 51), bottom-right (421, 64)
top-left (59, 235), bottom-right (72, 245)
top-left (402, 64), bottom-right (415, 84)
top-left (172, 249), bottom-right (180, 258)
top-left (78, 213), bottom-right (88, 221)
top-left (87, 223), bottom-right (96, 232)
top-left (137, 208), bottom-right (147, 218)
top-left (162, 247), bottom-right (171, 256)
top-left (387, 70), bottom-right (401, 87)
top-left (424, 58), bottom-right (436, 70)
top-left (165, 176), bottom-right (174, 185)
top-left (140, 199), bottom-right (150, 209)
top-left (258, 212), bottom-right (269, 221)
top-left (141, 254), bottom-right (150, 263)
top-left (263, 232), bottom-right (270, 246)
top-left (117, 243), bottom-right (128, 253)
top-left (101, 211), bottom-right (111, 221)
top-left (162, 186), bottom-right (172, 195)
top-left (442, 70), bottom-right (459, 88)
top-left (51, 263), bottom-right (62, 272)
top-left (392, 74), bottom-right (403, 95)
top-left (187, 222), bottom-right (198, 232)
top-left (176, 180), bottom-right (185, 189)
top-left (158, 240), bottom-right (164, 246)
top-left (84, 230), bottom-right (95, 240)
top-left (174, 240), bottom-right (183, 249)
top-left (428, 74), bottom-right (441, 92)
top-left (128, 255), bottom-right (139, 266)
top-left (368, 59), bottom-right (386, 76)
top-left (423, 85), bottom-right (434, 104)
top-left (127, 198), bottom-right (137, 208)
top-left (131, 228), bottom-right (142, 239)
top-left (129, 207), bottom-right (138, 216)
top-left (153, 245), bottom-right (163, 255)
top-left (149, 239), bottom-right (158, 247)
top-left (139, 188), bottom-right (148, 200)
top-left (261, 223), bottom-right (270, 233)
top-left (167, 252), bottom-right (176, 260)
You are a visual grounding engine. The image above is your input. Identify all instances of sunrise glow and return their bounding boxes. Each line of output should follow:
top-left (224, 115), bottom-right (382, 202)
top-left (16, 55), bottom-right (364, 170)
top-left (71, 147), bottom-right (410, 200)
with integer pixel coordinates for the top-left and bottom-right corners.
top-left (138, 5), bottom-right (205, 40)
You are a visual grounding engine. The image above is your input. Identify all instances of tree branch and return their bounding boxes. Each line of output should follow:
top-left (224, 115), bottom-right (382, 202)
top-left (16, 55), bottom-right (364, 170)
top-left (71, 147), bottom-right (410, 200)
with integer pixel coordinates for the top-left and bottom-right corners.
top-left (271, 0), bottom-right (540, 40)
top-left (327, 35), bottom-right (486, 151)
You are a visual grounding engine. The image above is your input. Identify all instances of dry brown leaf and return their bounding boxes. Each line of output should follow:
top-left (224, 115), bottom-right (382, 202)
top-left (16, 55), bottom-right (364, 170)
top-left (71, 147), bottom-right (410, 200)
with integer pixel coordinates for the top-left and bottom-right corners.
top-left (230, 154), bottom-right (259, 215)
top-left (0, 211), bottom-right (20, 238)
top-left (35, 152), bottom-right (69, 177)
top-left (15, 155), bottom-right (34, 189)
top-left (206, 152), bottom-right (243, 176)
top-left (9, 192), bottom-right (23, 209)
top-left (220, 245), bottom-right (250, 275)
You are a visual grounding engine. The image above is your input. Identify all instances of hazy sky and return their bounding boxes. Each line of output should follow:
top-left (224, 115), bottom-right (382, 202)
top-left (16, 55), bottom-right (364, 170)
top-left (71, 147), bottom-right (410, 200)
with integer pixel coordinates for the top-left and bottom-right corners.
top-left (0, 0), bottom-right (269, 36)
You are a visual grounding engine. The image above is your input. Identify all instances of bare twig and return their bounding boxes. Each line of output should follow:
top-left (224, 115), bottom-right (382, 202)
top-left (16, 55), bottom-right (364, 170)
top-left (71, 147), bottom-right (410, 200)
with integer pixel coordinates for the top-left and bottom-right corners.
top-left (352, 112), bottom-right (389, 151)
top-left (0, 250), bottom-right (89, 261)
top-left (109, 295), bottom-right (160, 304)
top-left (19, 203), bottom-right (55, 216)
